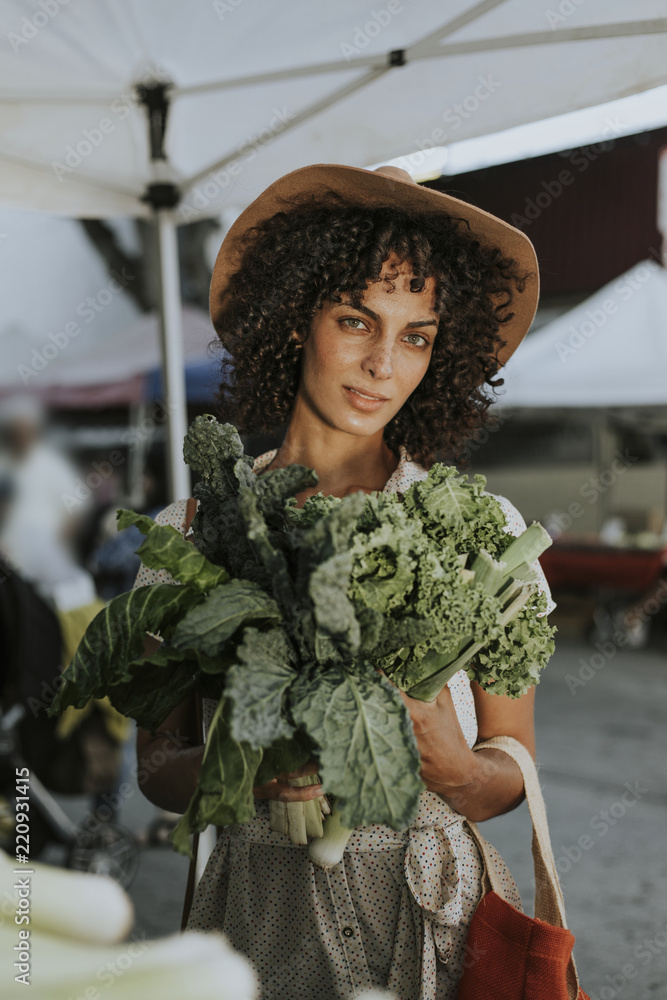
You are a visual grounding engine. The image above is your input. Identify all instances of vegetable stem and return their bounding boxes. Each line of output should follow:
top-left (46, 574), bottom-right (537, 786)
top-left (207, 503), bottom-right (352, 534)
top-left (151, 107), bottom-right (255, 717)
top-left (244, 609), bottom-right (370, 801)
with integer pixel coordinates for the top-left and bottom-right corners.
top-left (308, 805), bottom-right (354, 871)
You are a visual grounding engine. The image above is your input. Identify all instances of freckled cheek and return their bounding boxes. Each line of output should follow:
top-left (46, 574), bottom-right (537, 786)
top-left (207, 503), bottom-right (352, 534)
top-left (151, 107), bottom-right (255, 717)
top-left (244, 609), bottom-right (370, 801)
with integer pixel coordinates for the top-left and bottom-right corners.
top-left (397, 356), bottom-right (431, 399)
top-left (303, 339), bottom-right (355, 388)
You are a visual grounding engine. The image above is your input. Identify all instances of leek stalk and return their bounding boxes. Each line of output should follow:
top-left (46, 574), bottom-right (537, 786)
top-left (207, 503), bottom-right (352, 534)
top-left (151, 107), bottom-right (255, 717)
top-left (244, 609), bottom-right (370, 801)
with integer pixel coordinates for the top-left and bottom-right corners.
top-left (308, 805), bottom-right (354, 871)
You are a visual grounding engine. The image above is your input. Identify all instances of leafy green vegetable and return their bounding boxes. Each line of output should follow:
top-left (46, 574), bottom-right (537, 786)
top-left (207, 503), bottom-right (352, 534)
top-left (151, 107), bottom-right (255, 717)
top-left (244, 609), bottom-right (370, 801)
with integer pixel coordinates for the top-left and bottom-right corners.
top-left (48, 413), bottom-right (556, 860)
top-left (117, 508), bottom-right (229, 593)
top-left (50, 584), bottom-right (203, 715)
top-left (171, 579), bottom-right (281, 657)
top-left (225, 627), bottom-right (297, 748)
top-left (290, 663), bottom-right (424, 830)
top-left (170, 697), bottom-right (262, 856)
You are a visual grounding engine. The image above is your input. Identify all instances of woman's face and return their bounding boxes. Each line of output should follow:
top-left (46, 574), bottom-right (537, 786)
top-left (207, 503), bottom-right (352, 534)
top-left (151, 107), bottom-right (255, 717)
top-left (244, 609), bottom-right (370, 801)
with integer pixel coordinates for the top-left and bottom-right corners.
top-left (296, 257), bottom-right (439, 439)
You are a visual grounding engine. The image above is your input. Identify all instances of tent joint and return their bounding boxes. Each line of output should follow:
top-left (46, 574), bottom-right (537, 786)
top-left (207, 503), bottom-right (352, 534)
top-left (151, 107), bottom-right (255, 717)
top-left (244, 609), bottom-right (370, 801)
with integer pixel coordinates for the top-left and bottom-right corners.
top-left (136, 81), bottom-right (173, 161)
top-left (388, 49), bottom-right (406, 67)
top-left (141, 182), bottom-right (181, 210)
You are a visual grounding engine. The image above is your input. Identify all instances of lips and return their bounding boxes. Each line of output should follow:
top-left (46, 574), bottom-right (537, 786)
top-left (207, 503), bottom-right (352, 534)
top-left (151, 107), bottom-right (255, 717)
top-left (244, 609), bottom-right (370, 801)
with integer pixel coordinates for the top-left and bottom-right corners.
top-left (344, 386), bottom-right (389, 401)
top-left (342, 386), bottom-right (390, 412)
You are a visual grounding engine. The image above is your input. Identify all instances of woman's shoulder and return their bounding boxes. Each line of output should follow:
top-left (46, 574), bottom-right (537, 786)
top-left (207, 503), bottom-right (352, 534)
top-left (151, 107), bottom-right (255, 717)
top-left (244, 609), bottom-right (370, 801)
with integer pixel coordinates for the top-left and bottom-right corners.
top-left (132, 499), bottom-right (194, 589)
top-left (383, 444), bottom-right (429, 494)
top-left (483, 491), bottom-right (528, 538)
top-left (151, 498), bottom-right (191, 533)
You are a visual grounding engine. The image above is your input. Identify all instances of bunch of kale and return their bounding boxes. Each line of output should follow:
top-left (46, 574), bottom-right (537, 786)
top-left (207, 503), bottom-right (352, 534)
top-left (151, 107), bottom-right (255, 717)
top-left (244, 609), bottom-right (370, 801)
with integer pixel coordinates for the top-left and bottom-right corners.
top-left (49, 415), bottom-right (555, 855)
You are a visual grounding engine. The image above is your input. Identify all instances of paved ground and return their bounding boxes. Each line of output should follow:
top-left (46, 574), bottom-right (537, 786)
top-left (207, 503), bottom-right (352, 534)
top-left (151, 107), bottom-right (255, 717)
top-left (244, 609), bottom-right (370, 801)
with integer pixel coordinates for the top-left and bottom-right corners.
top-left (46, 634), bottom-right (667, 999)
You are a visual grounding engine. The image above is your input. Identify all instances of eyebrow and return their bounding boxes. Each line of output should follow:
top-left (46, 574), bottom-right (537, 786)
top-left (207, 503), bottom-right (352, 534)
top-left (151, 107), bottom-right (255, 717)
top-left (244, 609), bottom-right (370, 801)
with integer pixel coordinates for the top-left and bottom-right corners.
top-left (336, 300), bottom-right (438, 328)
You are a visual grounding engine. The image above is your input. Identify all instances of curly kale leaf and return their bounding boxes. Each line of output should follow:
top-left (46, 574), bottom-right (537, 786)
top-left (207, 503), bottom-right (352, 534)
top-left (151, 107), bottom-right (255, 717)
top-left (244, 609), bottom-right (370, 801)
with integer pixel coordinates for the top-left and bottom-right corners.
top-left (470, 590), bottom-right (557, 698)
top-left (183, 415), bottom-right (253, 496)
top-left (402, 464), bottom-right (508, 557)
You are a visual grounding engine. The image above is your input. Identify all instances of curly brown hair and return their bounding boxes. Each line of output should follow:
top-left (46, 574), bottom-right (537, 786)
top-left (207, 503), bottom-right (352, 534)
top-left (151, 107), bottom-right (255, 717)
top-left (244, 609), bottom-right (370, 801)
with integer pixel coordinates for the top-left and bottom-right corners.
top-left (212, 189), bottom-right (531, 467)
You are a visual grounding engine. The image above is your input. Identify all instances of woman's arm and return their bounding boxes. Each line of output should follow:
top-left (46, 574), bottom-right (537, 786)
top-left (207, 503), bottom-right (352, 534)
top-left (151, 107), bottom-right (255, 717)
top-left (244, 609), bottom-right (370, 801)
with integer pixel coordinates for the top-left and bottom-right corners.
top-left (135, 636), bottom-right (205, 814)
top-left (136, 635), bottom-right (324, 811)
top-left (400, 680), bottom-right (535, 822)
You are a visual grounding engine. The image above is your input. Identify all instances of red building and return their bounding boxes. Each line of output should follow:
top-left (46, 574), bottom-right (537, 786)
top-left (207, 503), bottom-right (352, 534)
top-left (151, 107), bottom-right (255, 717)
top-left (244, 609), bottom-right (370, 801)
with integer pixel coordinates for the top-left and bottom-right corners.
top-left (428, 125), bottom-right (667, 303)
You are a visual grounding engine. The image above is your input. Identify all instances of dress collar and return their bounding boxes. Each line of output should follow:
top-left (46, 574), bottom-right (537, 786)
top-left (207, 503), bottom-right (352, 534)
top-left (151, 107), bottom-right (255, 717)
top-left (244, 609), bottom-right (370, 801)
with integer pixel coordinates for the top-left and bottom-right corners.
top-left (252, 443), bottom-right (415, 493)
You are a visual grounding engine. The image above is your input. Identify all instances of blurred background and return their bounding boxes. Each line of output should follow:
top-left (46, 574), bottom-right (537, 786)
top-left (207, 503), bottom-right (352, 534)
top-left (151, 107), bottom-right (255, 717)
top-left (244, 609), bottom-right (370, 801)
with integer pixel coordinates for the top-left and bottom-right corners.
top-left (0, 2), bottom-right (666, 997)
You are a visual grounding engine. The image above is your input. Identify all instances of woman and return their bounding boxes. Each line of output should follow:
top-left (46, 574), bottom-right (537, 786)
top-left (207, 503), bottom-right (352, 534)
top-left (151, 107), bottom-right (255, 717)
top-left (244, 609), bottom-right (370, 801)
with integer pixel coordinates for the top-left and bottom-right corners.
top-left (135, 164), bottom-right (556, 1000)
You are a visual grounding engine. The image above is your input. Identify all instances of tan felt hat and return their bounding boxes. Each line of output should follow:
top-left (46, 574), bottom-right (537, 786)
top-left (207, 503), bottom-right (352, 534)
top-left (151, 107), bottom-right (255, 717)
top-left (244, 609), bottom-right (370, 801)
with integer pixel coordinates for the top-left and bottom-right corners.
top-left (209, 163), bottom-right (539, 367)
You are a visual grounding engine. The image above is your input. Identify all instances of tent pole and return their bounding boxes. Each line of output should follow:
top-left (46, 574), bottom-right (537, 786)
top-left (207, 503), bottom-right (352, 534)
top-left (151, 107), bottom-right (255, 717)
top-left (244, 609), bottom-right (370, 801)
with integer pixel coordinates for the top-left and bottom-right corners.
top-left (155, 208), bottom-right (190, 502)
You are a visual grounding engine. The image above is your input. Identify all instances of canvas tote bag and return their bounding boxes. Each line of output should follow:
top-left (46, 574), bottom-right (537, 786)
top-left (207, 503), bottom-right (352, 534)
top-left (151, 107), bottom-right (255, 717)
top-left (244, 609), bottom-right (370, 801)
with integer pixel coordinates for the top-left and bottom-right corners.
top-left (459, 735), bottom-right (590, 1000)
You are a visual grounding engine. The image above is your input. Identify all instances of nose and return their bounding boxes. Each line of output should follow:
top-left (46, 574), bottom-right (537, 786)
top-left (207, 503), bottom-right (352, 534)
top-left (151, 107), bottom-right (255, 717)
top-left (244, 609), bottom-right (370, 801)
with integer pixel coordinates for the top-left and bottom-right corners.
top-left (361, 341), bottom-right (393, 380)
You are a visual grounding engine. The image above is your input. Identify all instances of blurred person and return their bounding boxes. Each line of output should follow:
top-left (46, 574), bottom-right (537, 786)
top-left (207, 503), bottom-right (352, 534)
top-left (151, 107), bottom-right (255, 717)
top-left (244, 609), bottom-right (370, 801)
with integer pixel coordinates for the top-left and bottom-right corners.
top-left (0, 393), bottom-right (130, 826)
top-left (0, 393), bottom-right (96, 612)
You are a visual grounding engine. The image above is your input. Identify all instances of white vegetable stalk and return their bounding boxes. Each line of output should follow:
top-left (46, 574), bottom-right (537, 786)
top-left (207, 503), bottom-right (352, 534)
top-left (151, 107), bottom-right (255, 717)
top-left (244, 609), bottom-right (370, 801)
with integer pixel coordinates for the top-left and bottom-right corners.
top-left (269, 774), bottom-right (330, 845)
top-left (0, 848), bottom-right (258, 1000)
top-left (308, 805), bottom-right (353, 871)
top-left (0, 847), bottom-right (132, 945)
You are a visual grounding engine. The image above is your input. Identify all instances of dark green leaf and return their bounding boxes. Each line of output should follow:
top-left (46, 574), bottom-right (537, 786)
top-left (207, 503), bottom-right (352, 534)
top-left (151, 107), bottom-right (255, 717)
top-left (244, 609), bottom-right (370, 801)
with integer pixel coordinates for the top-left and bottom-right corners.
top-left (254, 731), bottom-right (314, 786)
top-left (290, 663), bottom-right (424, 830)
top-left (169, 697), bottom-right (262, 855)
top-left (171, 579), bottom-right (281, 656)
top-left (108, 645), bottom-right (197, 731)
top-left (226, 627), bottom-right (297, 748)
top-left (237, 485), bottom-right (295, 611)
top-left (117, 509), bottom-right (229, 592)
top-left (48, 585), bottom-right (203, 716)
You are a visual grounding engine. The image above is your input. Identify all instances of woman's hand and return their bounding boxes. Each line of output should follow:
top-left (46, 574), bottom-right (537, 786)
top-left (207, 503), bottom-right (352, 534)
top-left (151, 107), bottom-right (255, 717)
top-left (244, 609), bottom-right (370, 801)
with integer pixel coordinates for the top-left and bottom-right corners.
top-left (252, 759), bottom-right (324, 802)
top-left (399, 685), bottom-right (475, 799)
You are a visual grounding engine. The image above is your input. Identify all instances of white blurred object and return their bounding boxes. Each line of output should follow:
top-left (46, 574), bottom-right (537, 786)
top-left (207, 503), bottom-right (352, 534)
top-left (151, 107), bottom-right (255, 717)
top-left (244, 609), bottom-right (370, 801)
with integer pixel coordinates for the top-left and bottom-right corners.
top-left (599, 516), bottom-right (627, 546)
top-left (0, 433), bottom-right (97, 610)
top-left (0, 848), bottom-right (258, 999)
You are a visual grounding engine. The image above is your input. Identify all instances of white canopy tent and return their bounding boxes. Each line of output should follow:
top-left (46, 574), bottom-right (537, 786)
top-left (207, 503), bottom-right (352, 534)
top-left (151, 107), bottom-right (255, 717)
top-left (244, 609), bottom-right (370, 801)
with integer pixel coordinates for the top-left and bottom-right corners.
top-left (496, 258), bottom-right (667, 410)
top-left (0, 305), bottom-right (216, 401)
top-left (2, 0), bottom-right (667, 498)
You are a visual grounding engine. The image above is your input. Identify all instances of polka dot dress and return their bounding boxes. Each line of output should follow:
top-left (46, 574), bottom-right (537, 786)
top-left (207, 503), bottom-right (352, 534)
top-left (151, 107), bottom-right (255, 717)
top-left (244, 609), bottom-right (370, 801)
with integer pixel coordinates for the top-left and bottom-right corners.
top-left (135, 444), bottom-right (555, 1000)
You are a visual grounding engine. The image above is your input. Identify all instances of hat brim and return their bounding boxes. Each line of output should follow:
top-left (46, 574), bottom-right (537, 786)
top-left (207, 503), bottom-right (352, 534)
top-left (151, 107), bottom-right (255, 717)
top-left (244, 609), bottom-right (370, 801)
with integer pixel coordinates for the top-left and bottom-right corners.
top-left (209, 163), bottom-right (539, 367)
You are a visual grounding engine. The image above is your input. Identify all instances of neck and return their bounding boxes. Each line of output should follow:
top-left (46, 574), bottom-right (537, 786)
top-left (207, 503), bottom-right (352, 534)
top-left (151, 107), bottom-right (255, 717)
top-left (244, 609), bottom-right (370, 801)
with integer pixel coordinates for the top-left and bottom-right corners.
top-left (266, 395), bottom-right (399, 496)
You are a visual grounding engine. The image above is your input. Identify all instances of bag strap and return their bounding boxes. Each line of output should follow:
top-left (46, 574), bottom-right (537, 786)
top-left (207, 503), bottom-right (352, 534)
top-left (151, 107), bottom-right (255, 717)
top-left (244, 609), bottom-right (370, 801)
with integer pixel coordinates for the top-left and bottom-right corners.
top-left (180, 497), bottom-right (201, 932)
top-left (466, 735), bottom-right (582, 998)
top-left (469, 735), bottom-right (567, 926)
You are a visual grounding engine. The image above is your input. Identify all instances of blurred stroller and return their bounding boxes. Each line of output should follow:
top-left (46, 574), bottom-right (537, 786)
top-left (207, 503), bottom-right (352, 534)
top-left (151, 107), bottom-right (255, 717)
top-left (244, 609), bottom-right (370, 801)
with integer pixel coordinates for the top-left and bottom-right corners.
top-left (0, 554), bottom-right (139, 887)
